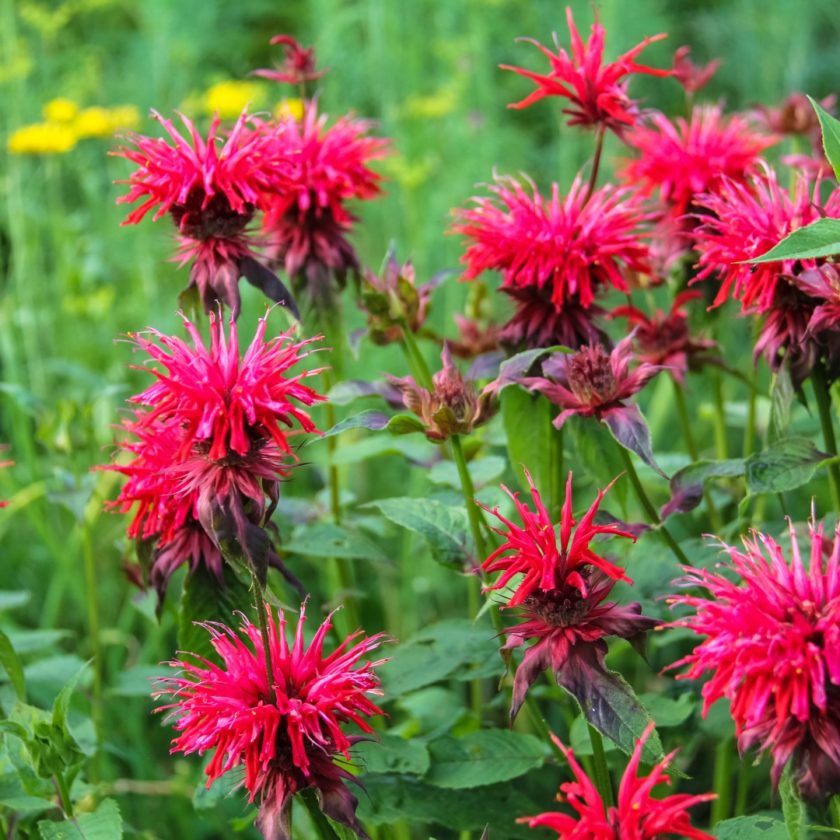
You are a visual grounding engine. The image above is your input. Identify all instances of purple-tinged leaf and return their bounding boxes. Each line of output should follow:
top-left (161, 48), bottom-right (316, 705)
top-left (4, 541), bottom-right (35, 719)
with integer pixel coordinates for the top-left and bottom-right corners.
top-left (240, 256), bottom-right (300, 320)
top-left (466, 351), bottom-right (505, 383)
top-left (487, 345), bottom-right (569, 395)
top-left (323, 411), bottom-right (392, 438)
top-left (593, 510), bottom-right (651, 539)
top-left (661, 458), bottom-right (746, 519)
top-left (601, 404), bottom-right (668, 479)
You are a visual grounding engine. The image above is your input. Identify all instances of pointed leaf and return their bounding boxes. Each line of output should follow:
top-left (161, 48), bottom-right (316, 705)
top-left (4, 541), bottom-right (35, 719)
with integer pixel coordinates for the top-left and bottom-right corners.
top-left (602, 405), bottom-right (668, 479)
top-left (354, 735), bottom-right (430, 776)
top-left (713, 815), bottom-right (787, 839)
top-left (322, 410), bottom-right (392, 438)
top-left (768, 360), bottom-right (795, 444)
top-left (662, 458), bottom-right (745, 518)
top-left (0, 629), bottom-right (25, 701)
top-left (746, 436), bottom-right (833, 494)
top-left (240, 256), bottom-right (300, 320)
top-left (283, 521), bottom-right (388, 564)
top-left (38, 798), bottom-right (123, 839)
top-left (780, 764), bottom-right (807, 840)
top-left (810, 95), bottom-right (840, 180)
top-left (749, 217), bottom-right (840, 263)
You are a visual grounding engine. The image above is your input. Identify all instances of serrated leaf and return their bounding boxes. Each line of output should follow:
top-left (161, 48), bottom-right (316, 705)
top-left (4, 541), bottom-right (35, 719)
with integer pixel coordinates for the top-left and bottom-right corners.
top-left (780, 764), bottom-right (806, 840)
top-left (178, 565), bottom-right (253, 663)
top-left (662, 458), bottom-right (746, 518)
top-left (38, 797), bottom-right (123, 839)
top-left (0, 629), bottom-right (25, 701)
top-left (354, 735), bottom-right (430, 776)
top-left (425, 730), bottom-right (546, 789)
top-left (810, 95), bottom-right (840, 180)
top-left (750, 217), bottom-right (840, 263)
top-left (603, 405), bottom-right (667, 479)
top-left (366, 498), bottom-right (471, 570)
top-left (746, 436), bottom-right (832, 494)
top-left (283, 521), bottom-right (387, 564)
top-left (714, 814), bottom-right (787, 839)
top-left (768, 361), bottom-right (794, 445)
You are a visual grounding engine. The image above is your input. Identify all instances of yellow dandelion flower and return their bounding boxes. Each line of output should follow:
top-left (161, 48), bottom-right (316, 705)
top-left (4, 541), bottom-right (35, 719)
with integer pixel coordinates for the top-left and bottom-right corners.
top-left (204, 80), bottom-right (262, 120)
top-left (7, 122), bottom-right (77, 155)
top-left (42, 97), bottom-right (79, 123)
top-left (275, 97), bottom-right (305, 122)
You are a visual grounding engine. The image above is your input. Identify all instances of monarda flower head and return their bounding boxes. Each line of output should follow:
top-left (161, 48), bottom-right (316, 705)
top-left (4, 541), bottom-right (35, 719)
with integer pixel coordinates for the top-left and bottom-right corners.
top-left (622, 105), bottom-right (775, 215)
top-left (262, 101), bottom-right (389, 305)
top-left (157, 603), bottom-right (387, 840)
top-left (667, 519), bottom-right (840, 799)
top-left (520, 724), bottom-right (715, 839)
top-left (254, 35), bottom-right (327, 88)
top-left (612, 290), bottom-right (718, 384)
top-left (502, 6), bottom-right (670, 134)
top-left (452, 174), bottom-right (651, 349)
top-left (388, 345), bottom-right (496, 442)
top-left (481, 471), bottom-right (655, 720)
top-left (114, 111), bottom-right (296, 317)
top-left (671, 46), bottom-right (720, 95)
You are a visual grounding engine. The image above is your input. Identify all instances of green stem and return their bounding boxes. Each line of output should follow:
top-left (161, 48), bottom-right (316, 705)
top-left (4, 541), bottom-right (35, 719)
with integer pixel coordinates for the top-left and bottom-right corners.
top-left (54, 773), bottom-right (74, 819)
top-left (250, 567), bottom-right (276, 694)
top-left (451, 435), bottom-right (487, 560)
top-left (617, 446), bottom-right (691, 567)
top-left (711, 737), bottom-right (733, 824)
top-left (743, 370), bottom-right (758, 459)
top-left (81, 523), bottom-right (102, 782)
top-left (400, 324), bottom-right (434, 390)
top-left (584, 126), bottom-right (606, 205)
top-left (811, 362), bottom-right (840, 513)
top-left (830, 795), bottom-right (840, 832)
top-left (299, 788), bottom-right (340, 840)
top-left (524, 694), bottom-right (565, 763)
top-left (587, 725), bottom-right (615, 809)
top-left (734, 759), bottom-right (751, 816)
top-left (711, 371), bottom-right (728, 461)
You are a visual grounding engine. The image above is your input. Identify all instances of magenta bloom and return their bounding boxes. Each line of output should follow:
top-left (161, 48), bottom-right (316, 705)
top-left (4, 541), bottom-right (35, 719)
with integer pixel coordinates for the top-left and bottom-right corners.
top-left (262, 102), bottom-right (389, 299)
top-left (800, 264), bottom-right (840, 337)
top-left (668, 520), bottom-right (840, 799)
top-left (452, 175), bottom-right (651, 348)
top-left (622, 106), bottom-right (775, 214)
top-left (482, 471), bottom-right (654, 720)
top-left (157, 603), bottom-right (387, 839)
top-left (520, 724), bottom-right (715, 839)
top-left (671, 46), bottom-right (720, 95)
top-left (254, 35), bottom-right (326, 87)
top-left (612, 290), bottom-right (717, 384)
top-left (115, 112), bottom-right (294, 316)
top-left (692, 168), bottom-right (840, 312)
top-left (502, 6), bottom-right (670, 134)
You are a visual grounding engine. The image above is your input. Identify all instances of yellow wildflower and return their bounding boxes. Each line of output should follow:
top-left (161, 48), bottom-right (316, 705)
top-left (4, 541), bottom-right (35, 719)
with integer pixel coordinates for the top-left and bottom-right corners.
top-left (42, 97), bottom-right (79, 123)
top-left (275, 97), bottom-right (305, 121)
top-left (73, 107), bottom-right (111, 138)
top-left (7, 122), bottom-right (77, 155)
top-left (106, 105), bottom-right (141, 131)
top-left (204, 80), bottom-right (262, 120)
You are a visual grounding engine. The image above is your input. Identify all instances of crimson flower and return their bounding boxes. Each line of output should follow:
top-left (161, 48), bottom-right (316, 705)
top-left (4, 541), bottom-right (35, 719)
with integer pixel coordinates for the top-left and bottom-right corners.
top-left (612, 290), bottom-right (717, 383)
top-left (254, 35), bottom-right (326, 87)
top-left (757, 92), bottom-right (836, 136)
top-left (667, 519), bottom-right (840, 799)
top-left (452, 174), bottom-right (651, 349)
top-left (262, 102), bottom-right (389, 303)
top-left (157, 603), bottom-right (387, 839)
top-left (622, 106), bottom-right (775, 214)
top-left (481, 471), bottom-right (653, 720)
top-left (671, 46), bottom-right (720, 95)
top-left (114, 112), bottom-right (295, 316)
top-left (519, 724), bottom-right (715, 839)
top-left (800, 264), bottom-right (840, 338)
top-left (502, 6), bottom-right (670, 134)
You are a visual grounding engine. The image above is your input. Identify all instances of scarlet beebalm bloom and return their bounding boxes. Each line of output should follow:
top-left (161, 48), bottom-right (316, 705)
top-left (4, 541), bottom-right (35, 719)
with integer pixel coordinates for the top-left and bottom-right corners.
top-left (612, 290), bottom-right (718, 383)
top-left (757, 92), bottom-right (836, 136)
top-left (262, 102), bottom-right (389, 302)
top-left (800, 264), bottom-right (840, 339)
top-left (128, 313), bottom-right (324, 462)
top-left (502, 6), bottom-right (669, 134)
top-left (388, 345), bottom-right (496, 442)
top-left (114, 112), bottom-right (295, 316)
top-left (668, 519), bottom-right (840, 799)
top-left (520, 724), bottom-right (715, 839)
top-left (693, 168), bottom-right (840, 312)
top-left (156, 604), bottom-right (387, 839)
top-left (622, 106), bottom-right (775, 214)
top-left (671, 46), bottom-right (720, 95)
top-left (254, 35), bottom-right (326, 87)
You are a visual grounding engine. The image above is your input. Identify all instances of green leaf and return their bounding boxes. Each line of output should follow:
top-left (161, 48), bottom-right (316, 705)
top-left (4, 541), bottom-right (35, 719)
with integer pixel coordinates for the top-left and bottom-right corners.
top-left (746, 436), bottom-right (832, 495)
top-left (178, 564), bottom-right (253, 664)
top-left (566, 416), bottom-right (628, 507)
top-left (638, 692), bottom-right (696, 728)
top-left (38, 798), bottom-right (123, 839)
top-left (366, 498), bottom-right (471, 570)
top-left (108, 665), bottom-right (169, 698)
top-left (0, 629), bottom-right (25, 701)
top-left (780, 765), bottom-right (807, 840)
top-left (385, 413), bottom-right (427, 435)
top-left (282, 521), bottom-right (388, 564)
top-left (810, 95), bottom-right (840, 180)
top-left (714, 814), bottom-right (787, 839)
top-left (322, 410), bottom-right (426, 439)
top-left (768, 361), bottom-right (794, 445)
top-left (425, 730), bottom-right (546, 789)
top-left (501, 388), bottom-right (559, 508)
top-left (0, 591), bottom-right (30, 611)
top-left (354, 734), bottom-right (430, 776)
top-left (329, 436), bottom-right (434, 467)
top-left (428, 455), bottom-right (505, 490)
top-left (749, 217), bottom-right (840, 263)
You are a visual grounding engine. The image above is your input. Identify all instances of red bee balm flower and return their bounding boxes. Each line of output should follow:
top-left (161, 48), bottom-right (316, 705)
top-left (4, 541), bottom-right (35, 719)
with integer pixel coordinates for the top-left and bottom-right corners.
top-left (114, 112), bottom-right (295, 316)
top-left (157, 604), bottom-right (387, 840)
top-left (263, 102), bottom-right (389, 300)
top-left (452, 175), bottom-right (651, 348)
top-left (622, 106), bottom-right (775, 214)
top-left (482, 472), bottom-right (655, 720)
top-left (254, 35), bottom-right (326, 87)
top-left (520, 724), bottom-right (715, 839)
top-left (668, 520), bottom-right (840, 799)
top-left (502, 6), bottom-right (670, 134)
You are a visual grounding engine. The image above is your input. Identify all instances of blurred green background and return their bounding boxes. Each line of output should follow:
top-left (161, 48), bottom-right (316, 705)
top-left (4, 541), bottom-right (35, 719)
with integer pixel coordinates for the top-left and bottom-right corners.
top-left (1, 0), bottom-right (839, 836)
